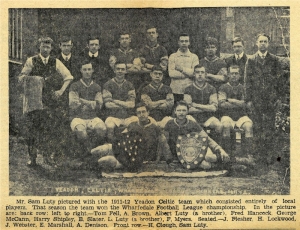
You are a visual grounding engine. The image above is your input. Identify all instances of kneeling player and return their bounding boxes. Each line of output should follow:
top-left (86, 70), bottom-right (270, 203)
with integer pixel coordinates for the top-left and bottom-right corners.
top-left (69, 60), bottom-right (106, 156)
top-left (219, 65), bottom-right (254, 165)
top-left (164, 101), bottom-right (229, 170)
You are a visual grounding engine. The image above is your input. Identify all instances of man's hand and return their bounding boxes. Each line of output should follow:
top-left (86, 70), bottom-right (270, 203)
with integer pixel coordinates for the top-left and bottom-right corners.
top-left (18, 75), bottom-right (26, 83)
top-left (219, 149), bottom-right (230, 163)
top-left (54, 90), bottom-right (63, 98)
top-left (105, 98), bottom-right (114, 102)
top-left (175, 65), bottom-right (183, 73)
top-left (145, 63), bottom-right (154, 70)
top-left (246, 101), bottom-right (254, 114)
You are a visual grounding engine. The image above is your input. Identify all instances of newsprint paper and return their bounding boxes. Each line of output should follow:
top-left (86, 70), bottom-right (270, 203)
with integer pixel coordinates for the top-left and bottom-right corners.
top-left (1, 0), bottom-right (300, 229)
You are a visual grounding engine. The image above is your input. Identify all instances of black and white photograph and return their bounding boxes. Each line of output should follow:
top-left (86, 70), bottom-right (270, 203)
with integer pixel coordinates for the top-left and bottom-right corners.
top-left (8, 7), bottom-right (290, 197)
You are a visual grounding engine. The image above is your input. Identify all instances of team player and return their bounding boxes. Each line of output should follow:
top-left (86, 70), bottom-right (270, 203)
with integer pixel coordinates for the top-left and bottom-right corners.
top-left (103, 62), bottom-right (137, 143)
top-left (168, 33), bottom-right (199, 103)
top-left (225, 37), bottom-right (248, 83)
top-left (69, 60), bottom-right (106, 156)
top-left (219, 65), bottom-right (254, 165)
top-left (183, 64), bottom-right (223, 143)
top-left (97, 103), bottom-right (173, 171)
top-left (199, 37), bottom-right (227, 89)
top-left (164, 101), bottom-right (229, 169)
top-left (140, 65), bottom-right (174, 127)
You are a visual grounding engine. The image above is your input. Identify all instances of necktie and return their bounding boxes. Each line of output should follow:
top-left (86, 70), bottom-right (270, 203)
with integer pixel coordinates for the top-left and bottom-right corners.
top-left (92, 55), bottom-right (95, 58)
top-left (237, 54), bottom-right (240, 61)
top-left (65, 57), bottom-right (68, 61)
top-left (261, 55), bottom-right (265, 59)
top-left (44, 59), bottom-right (47, 65)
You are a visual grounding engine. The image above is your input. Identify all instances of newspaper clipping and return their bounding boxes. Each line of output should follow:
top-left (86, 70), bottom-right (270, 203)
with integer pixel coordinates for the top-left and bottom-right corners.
top-left (1, 1), bottom-right (299, 229)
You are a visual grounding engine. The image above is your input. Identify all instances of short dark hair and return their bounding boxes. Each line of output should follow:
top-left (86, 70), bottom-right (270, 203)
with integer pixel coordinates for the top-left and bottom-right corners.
top-left (119, 31), bottom-right (131, 38)
top-left (231, 37), bottom-right (244, 46)
top-left (114, 61), bottom-right (127, 68)
top-left (38, 37), bottom-right (53, 46)
top-left (174, 100), bottom-right (189, 111)
top-left (256, 33), bottom-right (271, 42)
top-left (59, 36), bottom-right (72, 44)
top-left (79, 59), bottom-right (93, 69)
top-left (87, 35), bottom-right (100, 44)
top-left (179, 33), bottom-right (189, 39)
top-left (194, 64), bottom-right (206, 72)
top-left (205, 37), bottom-right (218, 48)
top-left (135, 102), bottom-right (149, 112)
top-left (146, 25), bottom-right (157, 31)
top-left (228, 65), bottom-right (241, 74)
top-left (152, 65), bottom-right (164, 72)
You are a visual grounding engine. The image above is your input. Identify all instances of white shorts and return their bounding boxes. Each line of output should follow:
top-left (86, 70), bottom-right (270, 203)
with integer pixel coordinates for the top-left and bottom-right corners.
top-left (71, 117), bottom-right (105, 131)
top-left (203, 116), bottom-right (220, 127)
top-left (221, 116), bottom-right (253, 129)
top-left (105, 116), bottom-right (139, 127)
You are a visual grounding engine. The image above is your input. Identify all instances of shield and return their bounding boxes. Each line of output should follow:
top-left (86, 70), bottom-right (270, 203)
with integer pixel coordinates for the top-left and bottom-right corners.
top-left (176, 132), bottom-right (208, 169)
top-left (113, 131), bottom-right (148, 172)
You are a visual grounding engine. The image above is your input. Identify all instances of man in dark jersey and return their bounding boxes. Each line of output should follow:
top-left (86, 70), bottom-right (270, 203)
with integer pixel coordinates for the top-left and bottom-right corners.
top-left (18, 37), bottom-right (73, 167)
top-left (219, 65), bottom-right (254, 166)
top-left (184, 64), bottom-right (223, 144)
top-left (199, 37), bottom-right (227, 90)
top-left (97, 103), bottom-right (172, 171)
top-left (164, 101), bottom-right (229, 169)
top-left (140, 65), bottom-right (174, 128)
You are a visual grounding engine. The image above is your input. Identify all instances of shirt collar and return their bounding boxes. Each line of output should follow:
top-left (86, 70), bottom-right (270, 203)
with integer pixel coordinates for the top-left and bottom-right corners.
top-left (193, 82), bottom-right (207, 90)
top-left (149, 82), bottom-right (163, 90)
top-left (89, 51), bottom-right (98, 58)
top-left (80, 79), bottom-right (94, 87)
top-left (118, 48), bottom-right (133, 54)
top-left (145, 44), bottom-right (160, 49)
top-left (235, 52), bottom-right (244, 59)
top-left (176, 49), bottom-right (192, 57)
top-left (257, 51), bottom-right (268, 58)
top-left (39, 54), bottom-right (50, 63)
top-left (204, 56), bottom-right (219, 62)
top-left (62, 53), bottom-right (72, 61)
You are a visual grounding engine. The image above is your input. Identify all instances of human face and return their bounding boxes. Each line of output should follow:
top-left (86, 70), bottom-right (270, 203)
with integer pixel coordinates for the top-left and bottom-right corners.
top-left (232, 41), bottom-right (244, 55)
top-left (60, 40), bottom-right (73, 56)
top-left (80, 63), bottom-right (94, 80)
top-left (228, 67), bottom-right (241, 84)
top-left (174, 105), bottom-right (188, 121)
top-left (88, 39), bottom-right (100, 54)
top-left (136, 106), bottom-right (149, 123)
top-left (178, 36), bottom-right (190, 50)
top-left (146, 28), bottom-right (158, 42)
top-left (39, 42), bottom-right (52, 58)
top-left (194, 67), bottom-right (206, 83)
top-left (256, 35), bottom-right (269, 52)
top-left (150, 70), bottom-right (163, 84)
top-left (114, 63), bottom-right (127, 79)
top-left (205, 45), bottom-right (217, 57)
top-left (119, 34), bottom-right (131, 49)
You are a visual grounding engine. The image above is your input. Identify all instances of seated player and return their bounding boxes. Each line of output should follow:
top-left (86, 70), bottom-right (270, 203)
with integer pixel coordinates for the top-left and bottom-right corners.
top-left (184, 64), bottom-right (223, 143)
top-left (199, 37), bottom-right (227, 90)
top-left (164, 101), bottom-right (229, 169)
top-left (69, 60), bottom-right (106, 156)
top-left (103, 62), bottom-right (137, 142)
top-left (97, 103), bottom-right (173, 172)
top-left (219, 65), bottom-right (254, 165)
top-left (140, 65), bottom-right (174, 128)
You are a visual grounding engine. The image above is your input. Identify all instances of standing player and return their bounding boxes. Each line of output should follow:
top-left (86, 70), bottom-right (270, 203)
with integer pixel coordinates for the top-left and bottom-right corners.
top-left (168, 33), bottom-right (199, 103)
top-left (219, 65), bottom-right (254, 165)
top-left (225, 37), bottom-right (248, 84)
top-left (103, 62), bottom-right (137, 143)
top-left (199, 37), bottom-right (227, 90)
top-left (69, 60), bottom-right (106, 157)
top-left (183, 64), bottom-right (223, 144)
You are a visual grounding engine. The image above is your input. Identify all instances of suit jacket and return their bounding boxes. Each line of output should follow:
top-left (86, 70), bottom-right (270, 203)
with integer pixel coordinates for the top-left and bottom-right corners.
top-left (225, 53), bottom-right (247, 83)
top-left (80, 48), bottom-right (113, 87)
top-left (57, 54), bottom-right (81, 82)
top-left (245, 52), bottom-right (283, 112)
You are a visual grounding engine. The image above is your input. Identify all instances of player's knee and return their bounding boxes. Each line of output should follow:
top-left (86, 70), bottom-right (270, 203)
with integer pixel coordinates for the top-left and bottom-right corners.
top-left (98, 155), bottom-right (117, 171)
top-left (105, 120), bottom-right (115, 130)
top-left (241, 121), bottom-right (253, 136)
top-left (74, 125), bottom-right (87, 140)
